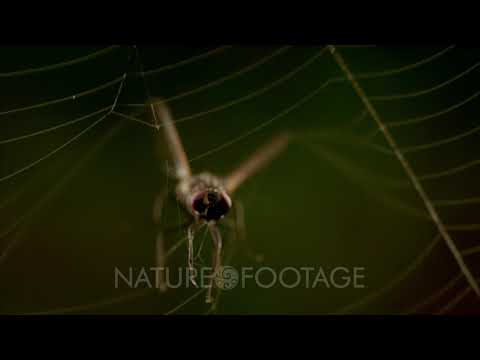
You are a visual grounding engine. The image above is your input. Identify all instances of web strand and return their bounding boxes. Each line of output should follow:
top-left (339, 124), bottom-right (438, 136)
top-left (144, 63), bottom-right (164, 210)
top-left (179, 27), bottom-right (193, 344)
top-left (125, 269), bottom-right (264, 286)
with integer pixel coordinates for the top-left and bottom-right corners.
top-left (141, 46), bottom-right (232, 77)
top-left (332, 234), bottom-right (441, 314)
top-left (402, 272), bottom-right (463, 314)
top-left (0, 46), bottom-right (120, 78)
top-left (370, 61), bottom-right (480, 101)
top-left (0, 106), bottom-right (111, 145)
top-left (328, 45), bottom-right (480, 297)
top-left (437, 283), bottom-right (475, 314)
top-left (0, 75), bottom-right (125, 116)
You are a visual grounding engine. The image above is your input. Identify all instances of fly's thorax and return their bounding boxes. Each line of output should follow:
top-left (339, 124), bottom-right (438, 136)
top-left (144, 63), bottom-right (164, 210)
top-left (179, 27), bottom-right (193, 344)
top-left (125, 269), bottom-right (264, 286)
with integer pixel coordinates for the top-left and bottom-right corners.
top-left (176, 173), bottom-right (232, 222)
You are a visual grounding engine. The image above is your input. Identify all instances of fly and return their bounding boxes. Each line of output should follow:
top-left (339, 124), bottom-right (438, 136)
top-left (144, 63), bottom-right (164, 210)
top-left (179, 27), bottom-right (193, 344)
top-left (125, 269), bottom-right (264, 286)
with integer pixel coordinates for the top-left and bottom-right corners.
top-left (149, 98), bottom-right (290, 303)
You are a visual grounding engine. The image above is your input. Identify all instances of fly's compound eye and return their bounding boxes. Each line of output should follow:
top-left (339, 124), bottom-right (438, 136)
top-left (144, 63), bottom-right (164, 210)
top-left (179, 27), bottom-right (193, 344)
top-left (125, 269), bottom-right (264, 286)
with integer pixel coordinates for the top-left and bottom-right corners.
top-left (192, 190), bottom-right (231, 221)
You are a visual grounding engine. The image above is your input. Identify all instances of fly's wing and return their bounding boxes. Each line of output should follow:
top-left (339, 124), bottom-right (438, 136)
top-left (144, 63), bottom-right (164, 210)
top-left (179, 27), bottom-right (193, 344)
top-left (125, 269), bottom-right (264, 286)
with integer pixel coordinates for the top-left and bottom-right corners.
top-left (152, 126), bottom-right (175, 181)
top-left (148, 98), bottom-right (192, 182)
top-left (224, 132), bottom-right (290, 194)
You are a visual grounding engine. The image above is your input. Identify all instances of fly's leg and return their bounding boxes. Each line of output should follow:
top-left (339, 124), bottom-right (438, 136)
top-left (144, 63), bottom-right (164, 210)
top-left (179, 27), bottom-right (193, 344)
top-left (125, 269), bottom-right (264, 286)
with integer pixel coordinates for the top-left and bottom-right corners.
top-left (154, 231), bottom-right (168, 292)
top-left (206, 201), bottom-right (261, 312)
top-left (153, 189), bottom-right (169, 292)
top-left (206, 224), bottom-right (223, 303)
top-left (187, 223), bottom-right (199, 288)
top-left (226, 200), bottom-right (263, 263)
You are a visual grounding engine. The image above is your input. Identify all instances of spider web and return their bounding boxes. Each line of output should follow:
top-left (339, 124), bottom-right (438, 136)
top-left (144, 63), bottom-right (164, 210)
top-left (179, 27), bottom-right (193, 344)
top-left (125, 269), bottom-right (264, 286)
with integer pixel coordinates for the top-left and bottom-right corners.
top-left (0, 45), bottom-right (479, 315)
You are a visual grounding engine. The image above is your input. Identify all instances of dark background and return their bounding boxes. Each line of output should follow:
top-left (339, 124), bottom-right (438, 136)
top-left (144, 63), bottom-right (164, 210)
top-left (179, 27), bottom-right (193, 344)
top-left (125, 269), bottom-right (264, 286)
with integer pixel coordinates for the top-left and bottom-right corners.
top-left (0, 45), bottom-right (479, 314)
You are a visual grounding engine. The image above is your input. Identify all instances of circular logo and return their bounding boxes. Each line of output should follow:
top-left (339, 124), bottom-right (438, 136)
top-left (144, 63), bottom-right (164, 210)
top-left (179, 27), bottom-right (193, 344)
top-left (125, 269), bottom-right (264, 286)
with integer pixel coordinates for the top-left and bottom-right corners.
top-left (215, 266), bottom-right (239, 290)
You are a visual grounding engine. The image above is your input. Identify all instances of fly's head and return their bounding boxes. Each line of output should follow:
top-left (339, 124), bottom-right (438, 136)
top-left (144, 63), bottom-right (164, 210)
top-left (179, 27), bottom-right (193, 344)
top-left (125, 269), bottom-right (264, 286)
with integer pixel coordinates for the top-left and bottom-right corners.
top-left (177, 172), bottom-right (233, 223)
top-left (191, 187), bottom-right (232, 223)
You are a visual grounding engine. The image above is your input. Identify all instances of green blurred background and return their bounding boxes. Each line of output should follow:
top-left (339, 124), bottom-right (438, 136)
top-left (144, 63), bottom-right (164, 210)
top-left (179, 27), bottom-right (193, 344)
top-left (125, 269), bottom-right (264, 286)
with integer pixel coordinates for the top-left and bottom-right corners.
top-left (0, 45), bottom-right (479, 314)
